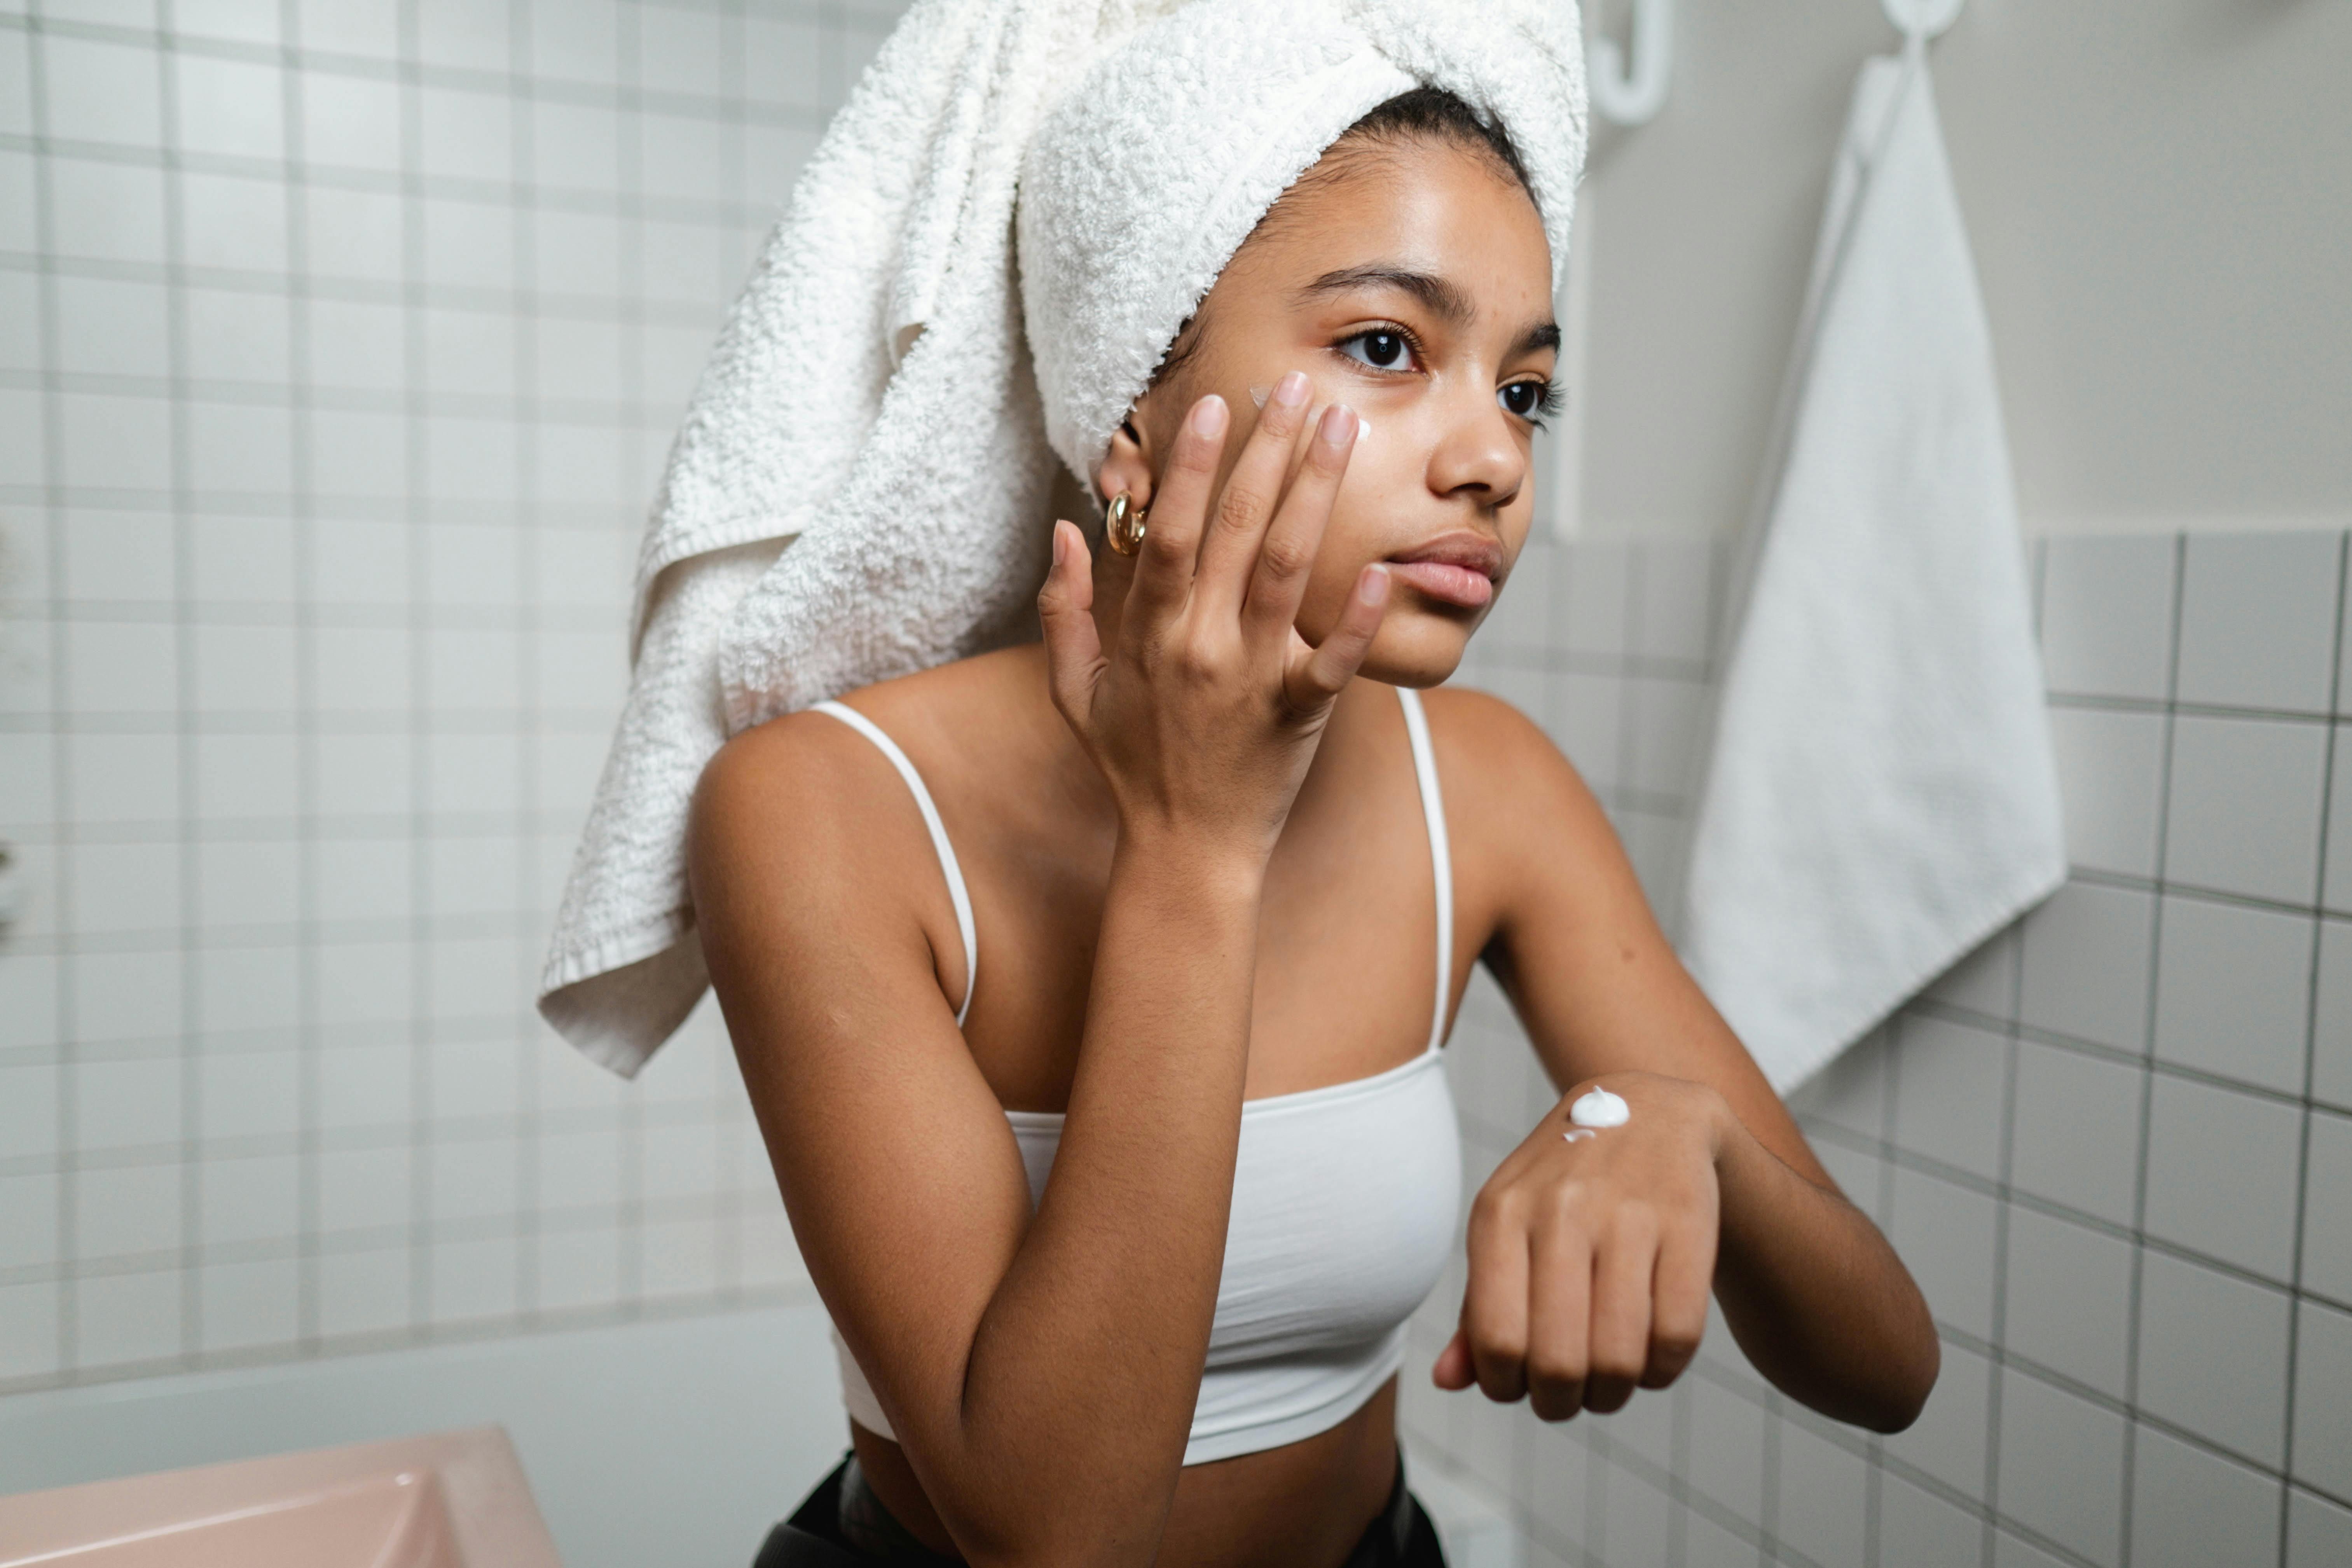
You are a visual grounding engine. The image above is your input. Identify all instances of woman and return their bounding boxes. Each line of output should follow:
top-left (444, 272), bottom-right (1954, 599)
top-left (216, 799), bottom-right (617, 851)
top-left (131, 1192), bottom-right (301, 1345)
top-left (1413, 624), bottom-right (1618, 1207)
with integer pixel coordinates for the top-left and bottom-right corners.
top-left (687, 59), bottom-right (1936, 1568)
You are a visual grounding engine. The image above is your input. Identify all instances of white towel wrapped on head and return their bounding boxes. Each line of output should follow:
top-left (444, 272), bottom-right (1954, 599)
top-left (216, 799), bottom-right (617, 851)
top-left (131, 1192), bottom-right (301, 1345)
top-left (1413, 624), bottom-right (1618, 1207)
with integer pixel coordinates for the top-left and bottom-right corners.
top-left (540, 0), bottom-right (1590, 1076)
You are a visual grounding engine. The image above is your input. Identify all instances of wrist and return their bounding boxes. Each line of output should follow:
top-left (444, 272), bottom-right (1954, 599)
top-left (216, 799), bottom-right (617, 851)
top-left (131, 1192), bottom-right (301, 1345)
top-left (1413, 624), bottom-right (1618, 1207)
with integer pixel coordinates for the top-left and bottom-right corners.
top-left (1111, 819), bottom-right (1268, 906)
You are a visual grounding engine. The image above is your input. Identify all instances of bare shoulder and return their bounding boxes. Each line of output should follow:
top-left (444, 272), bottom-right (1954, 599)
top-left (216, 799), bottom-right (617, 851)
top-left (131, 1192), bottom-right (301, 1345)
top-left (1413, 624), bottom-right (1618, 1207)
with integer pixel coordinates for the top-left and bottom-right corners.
top-left (1416, 684), bottom-right (1600, 822)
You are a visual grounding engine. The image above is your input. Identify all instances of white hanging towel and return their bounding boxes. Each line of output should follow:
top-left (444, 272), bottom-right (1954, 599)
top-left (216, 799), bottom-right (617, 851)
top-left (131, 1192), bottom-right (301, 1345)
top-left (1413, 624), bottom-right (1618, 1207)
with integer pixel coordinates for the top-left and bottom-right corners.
top-left (1678, 47), bottom-right (2064, 1094)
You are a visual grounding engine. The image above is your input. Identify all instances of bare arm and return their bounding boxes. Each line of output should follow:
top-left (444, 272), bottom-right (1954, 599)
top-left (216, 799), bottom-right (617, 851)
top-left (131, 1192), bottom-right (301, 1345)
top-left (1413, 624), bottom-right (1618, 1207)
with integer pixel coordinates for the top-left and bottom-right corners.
top-left (1428, 691), bottom-right (1937, 1434)
top-left (693, 382), bottom-right (1389, 1565)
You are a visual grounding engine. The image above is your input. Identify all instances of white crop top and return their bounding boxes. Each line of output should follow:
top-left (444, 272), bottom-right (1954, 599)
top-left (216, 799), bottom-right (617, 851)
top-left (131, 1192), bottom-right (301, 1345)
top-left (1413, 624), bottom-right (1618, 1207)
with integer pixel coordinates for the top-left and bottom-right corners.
top-left (809, 685), bottom-right (1462, 1466)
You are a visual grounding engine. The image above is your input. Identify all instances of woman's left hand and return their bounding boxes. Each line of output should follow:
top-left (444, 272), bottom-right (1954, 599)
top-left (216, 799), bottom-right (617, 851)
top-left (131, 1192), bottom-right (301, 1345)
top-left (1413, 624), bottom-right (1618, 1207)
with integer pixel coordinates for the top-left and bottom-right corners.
top-left (1434, 1071), bottom-right (1729, 1420)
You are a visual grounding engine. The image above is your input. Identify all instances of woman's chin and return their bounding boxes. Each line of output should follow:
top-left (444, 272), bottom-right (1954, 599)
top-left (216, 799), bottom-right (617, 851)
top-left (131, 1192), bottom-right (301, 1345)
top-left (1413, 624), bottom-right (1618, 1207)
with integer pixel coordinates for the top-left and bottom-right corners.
top-left (1355, 618), bottom-right (1475, 690)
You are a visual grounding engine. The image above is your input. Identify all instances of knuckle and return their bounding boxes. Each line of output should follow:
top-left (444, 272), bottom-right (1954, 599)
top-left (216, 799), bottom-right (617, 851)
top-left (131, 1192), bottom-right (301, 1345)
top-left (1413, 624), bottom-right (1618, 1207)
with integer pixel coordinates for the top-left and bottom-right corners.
top-left (1256, 533), bottom-right (1312, 581)
top-left (1215, 487), bottom-right (1266, 536)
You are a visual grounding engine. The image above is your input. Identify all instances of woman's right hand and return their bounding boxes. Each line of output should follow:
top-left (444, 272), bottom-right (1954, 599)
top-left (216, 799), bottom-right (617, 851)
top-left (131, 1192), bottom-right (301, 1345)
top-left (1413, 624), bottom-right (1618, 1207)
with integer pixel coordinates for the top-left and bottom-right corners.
top-left (1035, 371), bottom-right (1392, 863)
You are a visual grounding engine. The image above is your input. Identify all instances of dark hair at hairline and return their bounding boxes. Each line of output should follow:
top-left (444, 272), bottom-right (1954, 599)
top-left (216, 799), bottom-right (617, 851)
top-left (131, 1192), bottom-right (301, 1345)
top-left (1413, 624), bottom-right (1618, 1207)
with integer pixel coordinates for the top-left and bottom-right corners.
top-left (1146, 86), bottom-right (1533, 393)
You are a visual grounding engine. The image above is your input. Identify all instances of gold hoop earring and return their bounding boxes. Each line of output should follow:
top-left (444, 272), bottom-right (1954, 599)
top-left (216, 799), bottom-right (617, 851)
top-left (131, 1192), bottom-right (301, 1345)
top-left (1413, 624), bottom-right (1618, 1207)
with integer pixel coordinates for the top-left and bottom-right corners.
top-left (1105, 491), bottom-right (1149, 557)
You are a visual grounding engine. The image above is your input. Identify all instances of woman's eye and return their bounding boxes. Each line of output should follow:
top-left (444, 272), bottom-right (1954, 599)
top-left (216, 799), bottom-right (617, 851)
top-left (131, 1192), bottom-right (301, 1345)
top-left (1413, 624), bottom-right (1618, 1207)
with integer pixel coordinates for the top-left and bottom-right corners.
top-left (1338, 330), bottom-right (1413, 371)
top-left (1500, 380), bottom-right (1558, 421)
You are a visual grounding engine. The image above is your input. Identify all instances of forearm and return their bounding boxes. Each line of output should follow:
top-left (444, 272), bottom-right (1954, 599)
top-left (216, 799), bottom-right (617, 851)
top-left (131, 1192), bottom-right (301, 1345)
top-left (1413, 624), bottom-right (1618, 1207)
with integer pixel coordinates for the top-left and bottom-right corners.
top-left (1711, 1120), bottom-right (1938, 1432)
top-left (946, 829), bottom-right (1264, 1558)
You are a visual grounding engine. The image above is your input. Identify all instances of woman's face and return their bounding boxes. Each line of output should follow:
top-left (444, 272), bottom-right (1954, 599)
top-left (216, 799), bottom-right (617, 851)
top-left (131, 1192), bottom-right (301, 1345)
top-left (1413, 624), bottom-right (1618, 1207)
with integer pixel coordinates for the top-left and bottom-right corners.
top-left (1100, 134), bottom-right (1558, 688)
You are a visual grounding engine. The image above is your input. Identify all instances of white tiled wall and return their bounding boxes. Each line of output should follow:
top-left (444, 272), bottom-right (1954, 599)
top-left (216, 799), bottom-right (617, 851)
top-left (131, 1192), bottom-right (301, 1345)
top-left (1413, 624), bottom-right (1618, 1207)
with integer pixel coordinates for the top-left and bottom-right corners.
top-left (1428, 529), bottom-right (2352, 1567)
top-left (0, 0), bottom-right (913, 1395)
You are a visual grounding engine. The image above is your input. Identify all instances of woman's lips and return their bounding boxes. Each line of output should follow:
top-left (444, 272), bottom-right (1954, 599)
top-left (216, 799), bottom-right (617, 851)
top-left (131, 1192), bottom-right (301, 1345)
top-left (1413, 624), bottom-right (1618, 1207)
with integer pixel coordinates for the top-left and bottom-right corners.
top-left (1386, 559), bottom-right (1495, 609)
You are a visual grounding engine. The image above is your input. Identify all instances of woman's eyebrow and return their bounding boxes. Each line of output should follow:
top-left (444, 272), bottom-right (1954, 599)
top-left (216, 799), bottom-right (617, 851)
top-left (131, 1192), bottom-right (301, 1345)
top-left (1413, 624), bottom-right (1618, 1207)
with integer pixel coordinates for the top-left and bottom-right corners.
top-left (1296, 265), bottom-right (1475, 327)
top-left (1517, 322), bottom-right (1563, 357)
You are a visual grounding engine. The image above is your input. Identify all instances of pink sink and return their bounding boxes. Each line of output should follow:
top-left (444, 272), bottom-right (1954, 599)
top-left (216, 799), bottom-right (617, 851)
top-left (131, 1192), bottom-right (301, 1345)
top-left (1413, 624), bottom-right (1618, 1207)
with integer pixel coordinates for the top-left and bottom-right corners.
top-left (0, 1426), bottom-right (561, 1568)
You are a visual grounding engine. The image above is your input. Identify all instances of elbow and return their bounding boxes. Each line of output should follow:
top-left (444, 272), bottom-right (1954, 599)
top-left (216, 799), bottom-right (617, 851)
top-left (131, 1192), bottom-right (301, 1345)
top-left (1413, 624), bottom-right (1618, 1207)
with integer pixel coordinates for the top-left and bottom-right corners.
top-left (1859, 1317), bottom-right (1941, 1435)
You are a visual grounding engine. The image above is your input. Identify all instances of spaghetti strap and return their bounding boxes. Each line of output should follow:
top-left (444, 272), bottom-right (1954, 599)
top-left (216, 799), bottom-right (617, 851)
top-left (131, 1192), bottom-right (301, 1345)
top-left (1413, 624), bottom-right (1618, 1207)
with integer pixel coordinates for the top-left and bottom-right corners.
top-left (808, 700), bottom-right (976, 1028)
top-left (1395, 687), bottom-right (1453, 1055)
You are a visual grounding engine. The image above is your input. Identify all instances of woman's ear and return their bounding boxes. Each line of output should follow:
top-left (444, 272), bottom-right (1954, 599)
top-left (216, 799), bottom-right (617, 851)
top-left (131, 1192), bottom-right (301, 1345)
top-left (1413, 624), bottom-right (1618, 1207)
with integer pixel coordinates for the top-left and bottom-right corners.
top-left (1095, 413), bottom-right (1156, 511)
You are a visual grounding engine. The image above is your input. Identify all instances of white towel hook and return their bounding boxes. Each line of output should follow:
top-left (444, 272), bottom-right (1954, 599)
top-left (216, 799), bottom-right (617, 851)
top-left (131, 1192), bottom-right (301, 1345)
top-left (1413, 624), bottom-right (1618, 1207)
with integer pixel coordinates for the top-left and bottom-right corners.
top-left (1881, 0), bottom-right (1964, 45)
top-left (1589, 0), bottom-right (1673, 126)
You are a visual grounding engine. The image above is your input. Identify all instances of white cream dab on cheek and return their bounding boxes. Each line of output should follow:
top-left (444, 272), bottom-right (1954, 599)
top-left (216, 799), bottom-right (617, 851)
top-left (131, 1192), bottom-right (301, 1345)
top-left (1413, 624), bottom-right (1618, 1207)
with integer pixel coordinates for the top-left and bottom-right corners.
top-left (1248, 384), bottom-right (1370, 445)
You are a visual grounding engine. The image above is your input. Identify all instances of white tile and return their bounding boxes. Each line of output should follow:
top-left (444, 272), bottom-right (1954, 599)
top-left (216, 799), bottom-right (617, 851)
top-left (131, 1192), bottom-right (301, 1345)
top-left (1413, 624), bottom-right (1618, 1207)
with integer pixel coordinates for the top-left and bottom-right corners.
top-left (417, 87), bottom-right (510, 182)
top-left (2289, 1487), bottom-right (2352, 1568)
top-left (196, 943), bottom-right (300, 1034)
top-left (316, 1030), bottom-right (412, 1127)
top-left (0, 271), bottom-right (37, 373)
top-left (312, 516), bottom-right (412, 602)
top-left (74, 1267), bottom-right (183, 1368)
top-left (1626, 676), bottom-right (1704, 797)
top-left (534, 1222), bottom-right (619, 1311)
top-left (40, 35), bottom-right (164, 147)
top-left (2143, 1074), bottom-right (2301, 1282)
top-left (64, 738), bottom-right (178, 827)
top-left (73, 1055), bottom-right (182, 1150)
top-left (299, 70), bottom-right (402, 171)
top-left (641, 1215), bottom-right (724, 1300)
top-left (1558, 540), bottom-right (1627, 658)
top-left (2129, 1424), bottom-right (2281, 1568)
top-left (187, 402), bottom-right (293, 496)
top-left (1891, 1013), bottom-right (2008, 1181)
top-left (2326, 728), bottom-right (2352, 915)
top-left (2136, 1250), bottom-right (2290, 1467)
top-left (298, 0), bottom-right (398, 58)
top-left (2295, 1300), bottom-right (2352, 1500)
top-left (309, 410), bottom-right (410, 499)
top-left (2175, 533), bottom-right (2340, 714)
top-left (742, 17), bottom-right (822, 109)
top-left (1883, 1339), bottom-right (1990, 1501)
top-left (314, 941), bottom-right (412, 1029)
top-left (639, 8), bottom-right (725, 96)
top-left (427, 627), bottom-right (520, 711)
top-left (0, 727), bottom-right (53, 834)
top-left (424, 419), bottom-right (520, 504)
top-left (641, 319), bottom-right (723, 417)
top-left (66, 839), bottom-right (182, 934)
top-left (72, 948), bottom-right (184, 1043)
top-left (1995, 1370), bottom-right (2124, 1566)
top-left (318, 1245), bottom-right (409, 1337)
top-left (194, 731), bottom-right (298, 821)
top-left (2046, 705), bottom-right (2166, 879)
top-left (62, 508), bottom-right (176, 601)
top-left (1602, 1461), bottom-right (1671, 1567)
top-left (173, 53), bottom-right (284, 161)
top-left (425, 522), bottom-right (518, 605)
top-left (2320, 922), bottom-right (2352, 1111)
top-left (429, 1137), bottom-right (515, 1222)
top-left (196, 1051), bottom-right (300, 1143)
top-left (421, 197), bottom-right (514, 290)
top-left (42, 158), bottom-right (167, 267)
top-left (1774, 1421), bottom-right (1867, 1568)
top-left (58, 390), bottom-right (173, 491)
top-left (2003, 1207), bottom-right (2132, 1398)
top-left (428, 1035), bottom-right (516, 1121)
top-left (179, 170), bottom-right (289, 274)
top-left (538, 1127), bottom-right (623, 1210)
top-left (44, 0), bottom-right (160, 21)
top-left (0, 1062), bottom-right (59, 1161)
top-left (2165, 714), bottom-right (2327, 905)
top-left (52, 274), bottom-right (171, 379)
top-left (313, 624), bottom-right (411, 710)
top-left (1889, 1166), bottom-right (1996, 1340)
top-left (196, 622), bottom-right (300, 712)
top-left (313, 834), bottom-right (412, 924)
top-left (303, 291), bottom-right (404, 385)
top-left (197, 1150), bottom-right (298, 1244)
top-left (1635, 540), bottom-right (1714, 664)
top-left (2301, 1110), bottom-right (2352, 1305)
top-left (530, 101), bottom-right (620, 190)
top-left (2152, 895), bottom-right (2313, 1095)
top-left (1682, 1375), bottom-right (1764, 1525)
top-left (2039, 534), bottom-right (2175, 702)
top-left (184, 288), bottom-right (292, 385)
top-left (427, 731), bottom-right (519, 815)
top-left (641, 112), bottom-right (730, 204)
top-left (198, 1257), bottom-right (299, 1352)
top-left (426, 831), bottom-right (517, 918)
top-left (743, 126), bottom-right (819, 208)
top-left (430, 1236), bottom-right (517, 1322)
top-left (2010, 1039), bottom-right (2142, 1228)
top-left (0, 1282), bottom-right (62, 1380)
top-left (0, 28), bottom-right (28, 139)
top-left (424, 306), bottom-right (516, 396)
top-left (302, 186), bottom-right (405, 283)
top-left (0, 1173), bottom-right (59, 1272)
top-left (0, 388), bottom-right (44, 489)
top-left (65, 618), bottom-right (177, 715)
top-left (640, 218), bottom-right (732, 310)
top-left (188, 513), bottom-right (296, 603)
top-left (416, 0), bottom-right (510, 72)
top-left (315, 733), bottom-right (411, 815)
top-left (175, 0), bottom-right (280, 44)
top-left (1880, 1473), bottom-right (1982, 1568)
top-left (533, 210), bottom-right (622, 301)
top-left (73, 1161), bottom-right (183, 1259)
top-left (318, 1142), bottom-right (411, 1231)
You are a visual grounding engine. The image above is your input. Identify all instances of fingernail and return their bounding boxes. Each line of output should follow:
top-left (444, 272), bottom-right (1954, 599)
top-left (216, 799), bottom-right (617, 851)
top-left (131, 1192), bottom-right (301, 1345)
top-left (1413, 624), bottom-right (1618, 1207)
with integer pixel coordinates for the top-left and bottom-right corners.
top-left (1273, 371), bottom-right (1310, 409)
top-left (1318, 403), bottom-right (1357, 447)
top-left (1189, 395), bottom-right (1228, 437)
top-left (1357, 565), bottom-right (1388, 605)
top-left (1051, 521), bottom-right (1068, 568)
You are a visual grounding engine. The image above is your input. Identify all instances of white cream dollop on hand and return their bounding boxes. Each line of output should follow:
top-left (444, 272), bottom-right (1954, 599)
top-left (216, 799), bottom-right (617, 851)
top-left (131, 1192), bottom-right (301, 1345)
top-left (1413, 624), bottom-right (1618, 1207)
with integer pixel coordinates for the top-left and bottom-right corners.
top-left (1568, 1087), bottom-right (1630, 1130)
